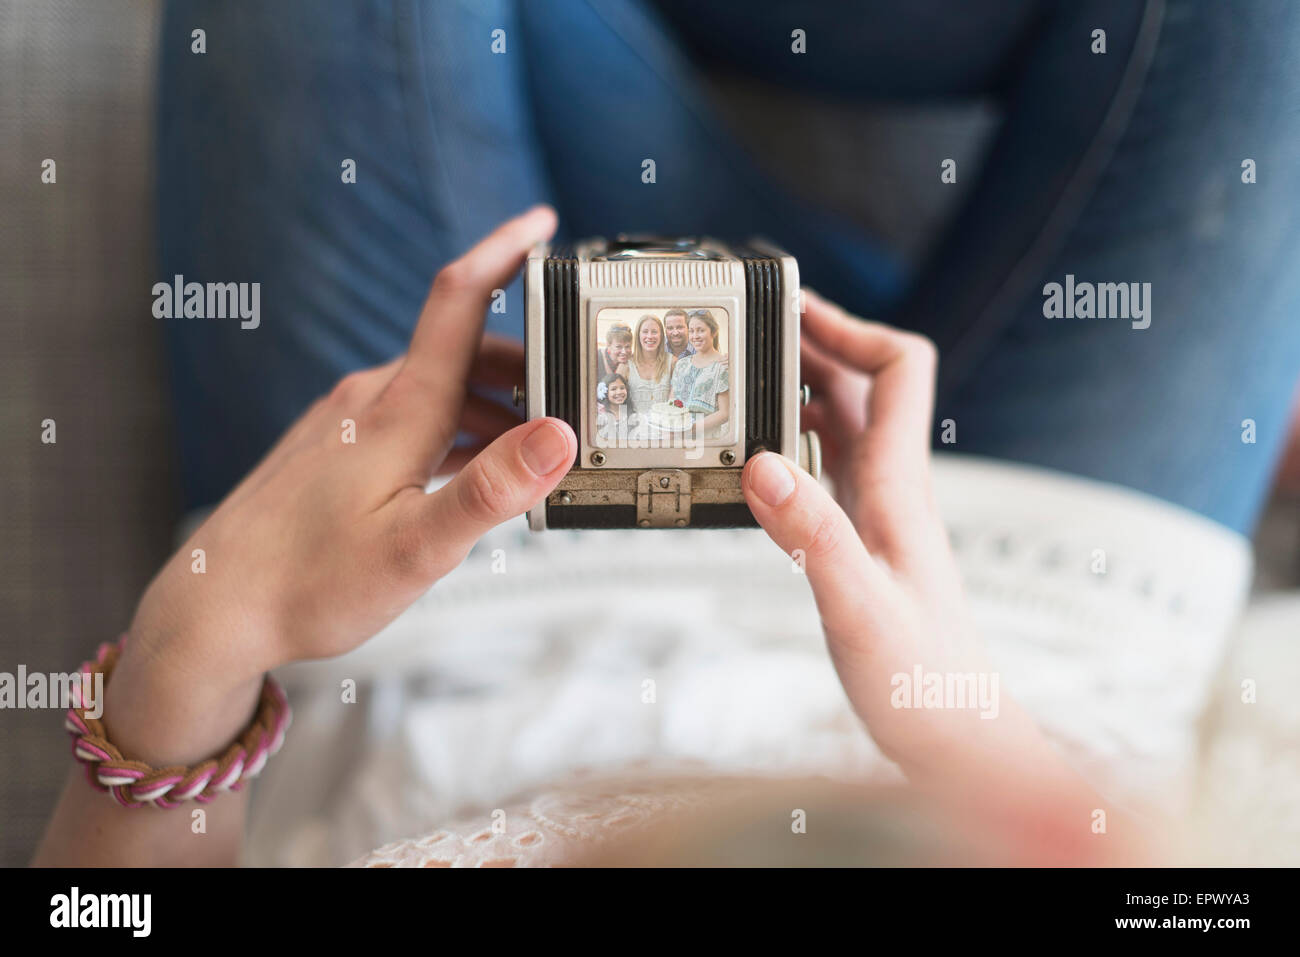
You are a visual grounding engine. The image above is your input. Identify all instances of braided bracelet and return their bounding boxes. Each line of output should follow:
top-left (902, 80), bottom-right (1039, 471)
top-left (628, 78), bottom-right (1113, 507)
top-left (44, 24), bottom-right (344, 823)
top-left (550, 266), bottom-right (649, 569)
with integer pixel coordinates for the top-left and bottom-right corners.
top-left (64, 637), bottom-right (291, 808)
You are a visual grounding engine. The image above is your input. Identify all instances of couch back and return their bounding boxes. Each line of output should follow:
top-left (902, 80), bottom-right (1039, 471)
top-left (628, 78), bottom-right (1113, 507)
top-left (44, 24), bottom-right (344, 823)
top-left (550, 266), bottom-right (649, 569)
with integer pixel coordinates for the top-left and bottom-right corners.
top-left (0, 0), bottom-right (174, 865)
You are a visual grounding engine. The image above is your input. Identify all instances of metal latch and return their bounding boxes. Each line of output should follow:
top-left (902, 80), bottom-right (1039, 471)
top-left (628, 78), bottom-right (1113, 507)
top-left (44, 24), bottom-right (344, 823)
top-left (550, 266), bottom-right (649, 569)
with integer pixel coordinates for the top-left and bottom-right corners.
top-left (636, 470), bottom-right (692, 527)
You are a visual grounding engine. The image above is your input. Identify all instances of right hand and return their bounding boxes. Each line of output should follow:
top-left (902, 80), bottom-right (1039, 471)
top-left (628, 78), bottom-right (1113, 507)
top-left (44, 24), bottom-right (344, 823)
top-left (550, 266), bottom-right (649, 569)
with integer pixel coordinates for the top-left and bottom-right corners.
top-left (741, 290), bottom-right (1058, 787)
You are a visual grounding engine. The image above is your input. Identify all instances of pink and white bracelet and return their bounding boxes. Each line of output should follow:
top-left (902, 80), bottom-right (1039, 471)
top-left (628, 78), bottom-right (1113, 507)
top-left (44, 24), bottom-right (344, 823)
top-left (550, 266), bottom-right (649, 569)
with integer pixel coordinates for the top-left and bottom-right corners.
top-left (64, 636), bottom-right (291, 808)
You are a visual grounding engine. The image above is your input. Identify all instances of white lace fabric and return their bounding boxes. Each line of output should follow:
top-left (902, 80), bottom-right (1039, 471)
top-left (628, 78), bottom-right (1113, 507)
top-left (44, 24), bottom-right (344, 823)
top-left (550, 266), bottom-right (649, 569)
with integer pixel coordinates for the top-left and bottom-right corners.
top-left (244, 453), bottom-right (1253, 867)
top-left (349, 773), bottom-right (760, 867)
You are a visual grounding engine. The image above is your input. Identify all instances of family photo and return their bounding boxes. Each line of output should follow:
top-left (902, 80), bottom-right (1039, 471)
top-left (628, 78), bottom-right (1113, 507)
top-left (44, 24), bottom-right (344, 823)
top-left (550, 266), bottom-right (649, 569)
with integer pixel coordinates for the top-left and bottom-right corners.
top-left (593, 306), bottom-right (733, 448)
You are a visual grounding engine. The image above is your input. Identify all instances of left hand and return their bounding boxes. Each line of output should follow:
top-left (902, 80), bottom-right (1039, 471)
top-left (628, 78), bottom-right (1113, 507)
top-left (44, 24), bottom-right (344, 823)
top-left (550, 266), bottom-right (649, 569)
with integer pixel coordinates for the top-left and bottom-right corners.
top-left (743, 290), bottom-right (1050, 787)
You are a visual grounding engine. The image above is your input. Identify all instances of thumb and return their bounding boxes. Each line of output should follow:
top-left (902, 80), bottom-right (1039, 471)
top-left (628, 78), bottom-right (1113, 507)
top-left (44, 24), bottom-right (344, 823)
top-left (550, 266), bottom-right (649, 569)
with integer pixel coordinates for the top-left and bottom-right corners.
top-left (742, 452), bottom-right (883, 637)
top-left (408, 418), bottom-right (575, 580)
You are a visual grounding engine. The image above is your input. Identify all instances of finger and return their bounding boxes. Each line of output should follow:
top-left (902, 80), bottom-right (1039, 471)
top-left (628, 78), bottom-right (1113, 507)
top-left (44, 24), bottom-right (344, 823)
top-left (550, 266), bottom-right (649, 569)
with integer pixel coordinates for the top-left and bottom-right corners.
top-left (433, 443), bottom-right (489, 476)
top-left (742, 451), bottom-right (885, 638)
top-left (384, 207), bottom-right (557, 461)
top-left (797, 402), bottom-right (854, 480)
top-left (798, 335), bottom-right (843, 391)
top-left (800, 337), bottom-right (869, 435)
top-left (403, 206), bottom-right (556, 398)
top-left (459, 392), bottom-right (524, 440)
top-left (802, 291), bottom-right (936, 482)
top-left (798, 342), bottom-right (868, 487)
top-left (469, 334), bottom-right (526, 389)
top-left (801, 293), bottom-right (938, 560)
top-left (397, 418), bottom-right (575, 581)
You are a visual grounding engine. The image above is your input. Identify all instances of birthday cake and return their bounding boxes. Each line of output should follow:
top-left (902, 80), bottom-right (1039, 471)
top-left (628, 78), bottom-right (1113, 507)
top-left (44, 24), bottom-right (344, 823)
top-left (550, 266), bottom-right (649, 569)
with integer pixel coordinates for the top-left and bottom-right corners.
top-left (648, 399), bottom-right (692, 431)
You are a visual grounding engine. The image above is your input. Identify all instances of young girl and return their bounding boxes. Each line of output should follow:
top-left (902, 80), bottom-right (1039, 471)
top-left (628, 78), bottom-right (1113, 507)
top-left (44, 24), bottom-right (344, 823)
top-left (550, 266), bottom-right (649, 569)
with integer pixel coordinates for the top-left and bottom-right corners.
top-left (596, 371), bottom-right (638, 446)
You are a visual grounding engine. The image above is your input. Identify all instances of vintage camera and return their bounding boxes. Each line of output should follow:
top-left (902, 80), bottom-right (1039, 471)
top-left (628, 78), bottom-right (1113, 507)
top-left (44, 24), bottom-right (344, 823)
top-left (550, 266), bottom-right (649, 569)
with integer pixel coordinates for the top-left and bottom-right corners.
top-left (522, 235), bottom-right (820, 530)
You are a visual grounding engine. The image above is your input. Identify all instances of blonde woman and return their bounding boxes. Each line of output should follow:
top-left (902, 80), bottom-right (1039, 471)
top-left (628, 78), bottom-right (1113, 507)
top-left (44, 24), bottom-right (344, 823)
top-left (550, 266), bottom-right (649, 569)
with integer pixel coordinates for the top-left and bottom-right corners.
top-left (626, 314), bottom-right (674, 415)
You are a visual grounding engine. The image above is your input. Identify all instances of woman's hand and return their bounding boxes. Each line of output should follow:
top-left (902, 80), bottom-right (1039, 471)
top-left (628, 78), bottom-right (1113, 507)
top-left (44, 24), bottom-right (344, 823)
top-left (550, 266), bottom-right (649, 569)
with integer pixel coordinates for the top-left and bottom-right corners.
top-left (36, 207), bottom-right (575, 866)
top-left (741, 291), bottom-right (1063, 791)
top-left (739, 291), bottom-right (1158, 863)
top-left (116, 207), bottom-right (574, 762)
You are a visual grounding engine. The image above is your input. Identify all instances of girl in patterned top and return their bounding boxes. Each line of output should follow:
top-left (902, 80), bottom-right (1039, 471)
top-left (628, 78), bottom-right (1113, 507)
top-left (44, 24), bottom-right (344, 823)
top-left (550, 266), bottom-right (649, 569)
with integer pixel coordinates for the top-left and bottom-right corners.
top-left (669, 309), bottom-right (730, 440)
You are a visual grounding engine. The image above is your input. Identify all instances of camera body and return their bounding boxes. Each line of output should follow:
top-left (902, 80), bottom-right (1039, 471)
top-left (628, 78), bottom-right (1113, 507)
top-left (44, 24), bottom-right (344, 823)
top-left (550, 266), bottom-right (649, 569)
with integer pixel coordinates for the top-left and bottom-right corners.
top-left (523, 235), bottom-right (818, 530)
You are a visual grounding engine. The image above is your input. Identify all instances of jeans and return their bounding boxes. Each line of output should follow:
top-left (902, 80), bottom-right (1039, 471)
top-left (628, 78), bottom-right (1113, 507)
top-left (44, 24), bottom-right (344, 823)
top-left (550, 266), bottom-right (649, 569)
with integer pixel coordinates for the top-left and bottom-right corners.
top-left (157, 0), bottom-right (1300, 534)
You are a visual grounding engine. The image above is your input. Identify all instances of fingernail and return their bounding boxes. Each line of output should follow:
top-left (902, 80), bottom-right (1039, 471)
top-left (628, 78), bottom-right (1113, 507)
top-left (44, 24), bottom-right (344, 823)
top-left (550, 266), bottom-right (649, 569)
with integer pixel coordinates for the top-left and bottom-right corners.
top-left (749, 452), bottom-right (796, 507)
top-left (520, 421), bottom-right (569, 476)
top-left (524, 205), bottom-right (556, 241)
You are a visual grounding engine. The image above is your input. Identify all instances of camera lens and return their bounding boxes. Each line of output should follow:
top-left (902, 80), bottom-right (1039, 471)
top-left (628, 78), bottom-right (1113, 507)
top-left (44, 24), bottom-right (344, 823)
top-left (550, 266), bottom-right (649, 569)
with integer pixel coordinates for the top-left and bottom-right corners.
top-left (608, 234), bottom-right (700, 253)
top-left (601, 235), bottom-right (725, 261)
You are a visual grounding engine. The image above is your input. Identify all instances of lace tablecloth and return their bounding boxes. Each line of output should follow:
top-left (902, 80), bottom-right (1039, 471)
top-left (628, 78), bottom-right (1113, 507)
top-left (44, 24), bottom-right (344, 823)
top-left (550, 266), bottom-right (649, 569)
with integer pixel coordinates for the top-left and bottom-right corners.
top-left (243, 454), bottom-right (1254, 867)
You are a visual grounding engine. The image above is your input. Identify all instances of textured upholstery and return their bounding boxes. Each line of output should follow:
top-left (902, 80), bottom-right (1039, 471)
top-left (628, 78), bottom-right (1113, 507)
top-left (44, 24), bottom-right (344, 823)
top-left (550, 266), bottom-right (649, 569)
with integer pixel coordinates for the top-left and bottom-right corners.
top-left (0, 0), bottom-right (174, 866)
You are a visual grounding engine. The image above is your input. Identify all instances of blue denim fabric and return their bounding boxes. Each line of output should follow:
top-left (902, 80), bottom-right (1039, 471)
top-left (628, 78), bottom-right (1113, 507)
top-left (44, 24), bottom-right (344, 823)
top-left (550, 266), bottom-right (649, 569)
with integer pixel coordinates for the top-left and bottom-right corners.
top-left (158, 0), bottom-right (1300, 534)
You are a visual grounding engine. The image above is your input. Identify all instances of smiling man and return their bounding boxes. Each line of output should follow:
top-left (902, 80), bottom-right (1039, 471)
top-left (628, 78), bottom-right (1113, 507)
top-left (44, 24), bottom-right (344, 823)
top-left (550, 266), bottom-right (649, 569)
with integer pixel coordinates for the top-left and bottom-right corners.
top-left (664, 309), bottom-right (692, 359)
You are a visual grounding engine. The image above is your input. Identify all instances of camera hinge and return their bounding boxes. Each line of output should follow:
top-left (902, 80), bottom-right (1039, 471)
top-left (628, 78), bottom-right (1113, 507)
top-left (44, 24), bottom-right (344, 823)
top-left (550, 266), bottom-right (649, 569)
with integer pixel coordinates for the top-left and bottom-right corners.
top-left (636, 470), bottom-right (692, 527)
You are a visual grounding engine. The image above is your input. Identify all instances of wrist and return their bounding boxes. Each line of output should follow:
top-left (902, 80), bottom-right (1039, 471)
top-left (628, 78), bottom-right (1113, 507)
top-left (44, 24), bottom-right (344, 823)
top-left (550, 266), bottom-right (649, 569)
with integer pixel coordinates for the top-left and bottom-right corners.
top-left (102, 629), bottom-right (265, 768)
